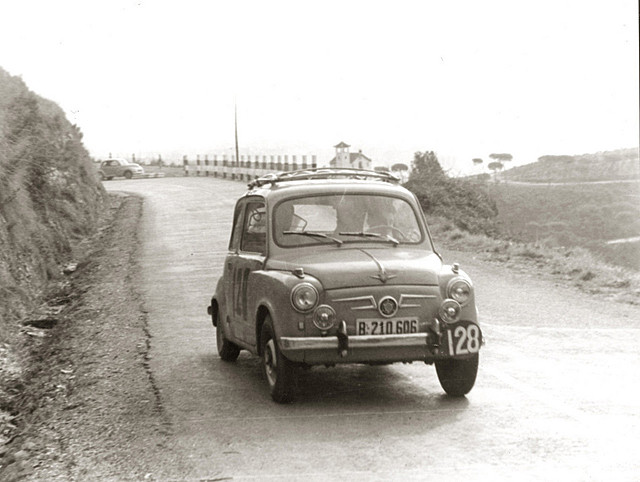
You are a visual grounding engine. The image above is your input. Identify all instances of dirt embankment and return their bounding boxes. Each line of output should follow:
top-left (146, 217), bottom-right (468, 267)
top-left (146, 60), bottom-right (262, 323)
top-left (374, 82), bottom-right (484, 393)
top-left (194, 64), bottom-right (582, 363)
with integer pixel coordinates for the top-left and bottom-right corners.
top-left (1, 194), bottom-right (171, 481)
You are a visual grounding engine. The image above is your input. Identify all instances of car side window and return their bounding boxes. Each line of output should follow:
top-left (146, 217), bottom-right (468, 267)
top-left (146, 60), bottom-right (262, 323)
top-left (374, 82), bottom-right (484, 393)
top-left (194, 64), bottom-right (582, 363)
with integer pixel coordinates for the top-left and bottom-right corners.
top-left (240, 201), bottom-right (266, 254)
top-left (229, 202), bottom-right (244, 252)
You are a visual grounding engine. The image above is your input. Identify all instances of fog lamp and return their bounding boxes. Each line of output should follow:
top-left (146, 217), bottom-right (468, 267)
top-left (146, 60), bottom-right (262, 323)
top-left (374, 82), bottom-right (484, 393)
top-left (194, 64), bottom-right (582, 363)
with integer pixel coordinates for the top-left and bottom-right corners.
top-left (291, 283), bottom-right (318, 312)
top-left (313, 305), bottom-right (336, 331)
top-left (439, 299), bottom-right (461, 324)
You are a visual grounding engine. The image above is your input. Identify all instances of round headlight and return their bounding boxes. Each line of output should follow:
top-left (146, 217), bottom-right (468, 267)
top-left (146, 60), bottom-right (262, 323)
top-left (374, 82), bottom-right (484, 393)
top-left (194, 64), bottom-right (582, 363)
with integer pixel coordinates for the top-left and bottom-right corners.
top-left (313, 305), bottom-right (336, 331)
top-left (291, 283), bottom-right (318, 312)
top-left (439, 299), bottom-right (461, 324)
top-left (448, 278), bottom-right (471, 306)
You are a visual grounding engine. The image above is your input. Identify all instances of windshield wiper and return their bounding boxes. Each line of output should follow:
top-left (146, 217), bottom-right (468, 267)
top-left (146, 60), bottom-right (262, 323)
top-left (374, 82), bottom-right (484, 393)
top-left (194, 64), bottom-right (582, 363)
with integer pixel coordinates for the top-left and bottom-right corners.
top-left (339, 231), bottom-right (399, 246)
top-left (283, 230), bottom-right (343, 246)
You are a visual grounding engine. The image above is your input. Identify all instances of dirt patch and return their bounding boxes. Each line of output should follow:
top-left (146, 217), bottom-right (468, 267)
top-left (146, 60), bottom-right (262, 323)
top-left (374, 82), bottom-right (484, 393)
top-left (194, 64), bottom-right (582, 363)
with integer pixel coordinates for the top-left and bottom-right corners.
top-left (1, 194), bottom-right (171, 481)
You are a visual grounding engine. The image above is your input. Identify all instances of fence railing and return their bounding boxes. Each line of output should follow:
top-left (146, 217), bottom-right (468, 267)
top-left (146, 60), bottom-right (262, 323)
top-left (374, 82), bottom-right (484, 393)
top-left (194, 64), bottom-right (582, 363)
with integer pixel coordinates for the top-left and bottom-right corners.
top-left (182, 154), bottom-right (318, 181)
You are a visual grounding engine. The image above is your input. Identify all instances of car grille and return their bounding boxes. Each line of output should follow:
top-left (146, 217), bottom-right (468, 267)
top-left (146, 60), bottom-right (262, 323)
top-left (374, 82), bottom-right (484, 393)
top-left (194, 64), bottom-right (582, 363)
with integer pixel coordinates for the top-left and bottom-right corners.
top-left (326, 285), bottom-right (441, 326)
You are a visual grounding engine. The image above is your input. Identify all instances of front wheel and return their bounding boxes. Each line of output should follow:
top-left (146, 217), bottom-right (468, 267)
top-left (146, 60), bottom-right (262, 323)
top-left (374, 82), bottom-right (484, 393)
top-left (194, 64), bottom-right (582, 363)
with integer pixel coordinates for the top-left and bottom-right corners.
top-left (216, 319), bottom-right (240, 361)
top-left (261, 316), bottom-right (297, 403)
top-left (124, 170), bottom-right (133, 179)
top-left (435, 353), bottom-right (479, 397)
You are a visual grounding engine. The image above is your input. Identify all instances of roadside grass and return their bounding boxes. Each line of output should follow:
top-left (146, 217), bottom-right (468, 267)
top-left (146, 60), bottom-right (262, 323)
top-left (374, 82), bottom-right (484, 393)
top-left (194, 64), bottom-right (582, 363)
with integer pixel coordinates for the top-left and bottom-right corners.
top-left (486, 181), bottom-right (640, 270)
top-left (429, 216), bottom-right (640, 305)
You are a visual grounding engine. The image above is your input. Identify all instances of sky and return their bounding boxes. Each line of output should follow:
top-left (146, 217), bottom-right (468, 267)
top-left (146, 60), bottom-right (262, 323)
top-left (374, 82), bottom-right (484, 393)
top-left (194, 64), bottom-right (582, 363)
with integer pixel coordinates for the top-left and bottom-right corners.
top-left (0, 0), bottom-right (638, 174)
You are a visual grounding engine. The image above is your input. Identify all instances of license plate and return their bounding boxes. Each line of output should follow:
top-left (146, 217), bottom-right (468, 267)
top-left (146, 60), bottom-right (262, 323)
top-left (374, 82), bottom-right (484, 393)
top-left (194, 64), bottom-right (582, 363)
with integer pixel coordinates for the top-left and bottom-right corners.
top-left (356, 318), bottom-right (419, 336)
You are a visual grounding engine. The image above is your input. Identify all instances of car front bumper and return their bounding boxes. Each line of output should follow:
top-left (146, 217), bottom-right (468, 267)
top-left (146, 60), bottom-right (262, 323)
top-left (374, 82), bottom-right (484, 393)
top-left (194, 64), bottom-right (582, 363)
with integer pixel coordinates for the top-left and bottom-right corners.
top-left (281, 333), bottom-right (428, 350)
top-left (279, 320), bottom-right (482, 365)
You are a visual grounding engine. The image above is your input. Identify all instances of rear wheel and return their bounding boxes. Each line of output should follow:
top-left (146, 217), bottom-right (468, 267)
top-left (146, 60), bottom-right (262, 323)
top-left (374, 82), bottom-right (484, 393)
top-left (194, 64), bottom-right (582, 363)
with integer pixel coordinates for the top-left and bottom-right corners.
top-left (435, 353), bottom-right (479, 397)
top-left (99, 172), bottom-right (106, 181)
top-left (216, 318), bottom-right (240, 361)
top-left (261, 316), bottom-right (297, 403)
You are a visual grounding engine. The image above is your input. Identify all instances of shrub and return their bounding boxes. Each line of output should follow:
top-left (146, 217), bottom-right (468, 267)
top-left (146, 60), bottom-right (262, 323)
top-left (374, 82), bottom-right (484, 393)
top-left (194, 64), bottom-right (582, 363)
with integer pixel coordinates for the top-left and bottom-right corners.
top-left (404, 151), bottom-right (499, 236)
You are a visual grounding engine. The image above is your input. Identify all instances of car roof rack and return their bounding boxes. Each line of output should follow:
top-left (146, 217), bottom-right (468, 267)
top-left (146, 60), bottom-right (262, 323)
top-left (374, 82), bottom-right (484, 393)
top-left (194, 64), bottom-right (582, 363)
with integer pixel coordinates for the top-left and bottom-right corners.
top-left (247, 168), bottom-right (400, 189)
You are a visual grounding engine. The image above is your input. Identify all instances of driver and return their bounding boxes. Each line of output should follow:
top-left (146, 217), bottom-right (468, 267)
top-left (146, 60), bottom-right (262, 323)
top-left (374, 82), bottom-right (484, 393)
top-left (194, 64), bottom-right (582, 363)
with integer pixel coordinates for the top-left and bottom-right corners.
top-left (365, 198), bottom-right (398, 235)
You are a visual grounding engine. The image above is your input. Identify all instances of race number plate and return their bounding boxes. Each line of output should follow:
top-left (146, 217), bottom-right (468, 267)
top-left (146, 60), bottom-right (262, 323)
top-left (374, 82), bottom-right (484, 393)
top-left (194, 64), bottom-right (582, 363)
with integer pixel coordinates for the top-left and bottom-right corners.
top-left (442, 320), bottom-right (482, 356)
top-left (356, 318), bottom-right (419, 336)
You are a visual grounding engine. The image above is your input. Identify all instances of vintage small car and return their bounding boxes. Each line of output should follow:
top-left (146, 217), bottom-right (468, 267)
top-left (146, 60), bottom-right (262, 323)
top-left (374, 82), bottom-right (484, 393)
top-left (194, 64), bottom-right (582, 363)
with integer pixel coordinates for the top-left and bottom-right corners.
top-left (207, 168), bottom-right (482, 402)
top-left (98, 158), bottom-right (145, 180)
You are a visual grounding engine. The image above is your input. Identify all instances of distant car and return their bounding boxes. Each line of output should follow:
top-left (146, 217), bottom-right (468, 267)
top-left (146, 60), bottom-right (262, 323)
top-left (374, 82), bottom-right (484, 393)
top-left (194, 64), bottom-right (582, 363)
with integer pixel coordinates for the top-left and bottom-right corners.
top-left (98, 158), bottom-right (144, 180)
top-left (207, 168), bottom-right (483, 403)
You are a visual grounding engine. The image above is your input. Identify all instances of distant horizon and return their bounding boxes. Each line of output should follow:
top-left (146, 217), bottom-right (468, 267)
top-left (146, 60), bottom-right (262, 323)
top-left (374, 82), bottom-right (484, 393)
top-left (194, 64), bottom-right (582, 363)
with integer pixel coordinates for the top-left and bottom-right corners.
top-left (97, 142), bottom-right (639, 175)
top-left (2, 1), bottom-right (637, 177)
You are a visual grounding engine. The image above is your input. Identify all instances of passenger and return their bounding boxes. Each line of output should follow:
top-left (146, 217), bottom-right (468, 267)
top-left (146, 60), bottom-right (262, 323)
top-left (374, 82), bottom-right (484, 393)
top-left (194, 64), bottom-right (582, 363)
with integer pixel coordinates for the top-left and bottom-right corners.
top-left (275, 202), bottom-right (295, 235)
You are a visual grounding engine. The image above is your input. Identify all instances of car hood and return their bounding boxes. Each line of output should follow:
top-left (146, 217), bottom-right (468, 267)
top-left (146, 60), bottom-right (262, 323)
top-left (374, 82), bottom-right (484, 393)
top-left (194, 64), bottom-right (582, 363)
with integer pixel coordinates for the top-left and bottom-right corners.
top-left (266, 247), bottom-right (442, 289)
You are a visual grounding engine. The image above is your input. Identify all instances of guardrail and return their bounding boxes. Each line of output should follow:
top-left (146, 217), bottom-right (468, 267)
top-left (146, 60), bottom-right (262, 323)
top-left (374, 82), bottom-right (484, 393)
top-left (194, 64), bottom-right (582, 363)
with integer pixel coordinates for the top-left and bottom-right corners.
top-left (182, 154), bottom-right (318, 181)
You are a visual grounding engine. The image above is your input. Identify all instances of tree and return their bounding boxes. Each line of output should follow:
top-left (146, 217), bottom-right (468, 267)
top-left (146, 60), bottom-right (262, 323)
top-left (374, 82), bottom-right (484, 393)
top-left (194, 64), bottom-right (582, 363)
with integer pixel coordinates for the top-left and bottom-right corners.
top-left (410, 151), bottom-right (444, 179)
top-left (489, 153), bottom-right (513, 163)
top-left (391, 162), bottom-right (409, 172)
top-left (472, 158), bottom-right (483, 176)
top-left (391, 162), bottom-right (409, 182)
top-left (404, 150), bottom-right (499, 235)
top-left (488, 161), bottom-right (504, 181)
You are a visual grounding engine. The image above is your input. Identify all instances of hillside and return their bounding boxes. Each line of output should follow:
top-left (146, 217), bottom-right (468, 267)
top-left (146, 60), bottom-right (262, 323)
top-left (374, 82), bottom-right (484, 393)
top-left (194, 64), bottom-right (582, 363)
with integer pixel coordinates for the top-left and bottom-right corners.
top-left (501, 148), bottom-right (639, 182)
top-left (0, 67), bottom-right (105, 450)
top-left (488, 181), bottom-right (640, 269)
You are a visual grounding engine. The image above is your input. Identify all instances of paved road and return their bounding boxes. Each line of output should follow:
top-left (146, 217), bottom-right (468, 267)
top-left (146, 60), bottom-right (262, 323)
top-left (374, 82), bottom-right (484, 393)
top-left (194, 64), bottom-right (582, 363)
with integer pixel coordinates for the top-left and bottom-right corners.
top-left (106, 177), bottom-right (640, 481)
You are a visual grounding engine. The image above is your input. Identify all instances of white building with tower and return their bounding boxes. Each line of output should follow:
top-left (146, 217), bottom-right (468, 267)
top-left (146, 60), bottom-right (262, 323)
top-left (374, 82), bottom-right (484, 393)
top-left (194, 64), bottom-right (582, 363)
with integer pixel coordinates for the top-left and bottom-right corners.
top-left (329, 141), bottom-right (372, 169)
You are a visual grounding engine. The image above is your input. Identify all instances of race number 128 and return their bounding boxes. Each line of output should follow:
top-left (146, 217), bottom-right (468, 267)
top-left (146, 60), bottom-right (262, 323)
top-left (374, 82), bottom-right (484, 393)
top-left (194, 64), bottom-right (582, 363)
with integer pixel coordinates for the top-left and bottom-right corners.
top-left (447, 324), bottom-right (481, 355)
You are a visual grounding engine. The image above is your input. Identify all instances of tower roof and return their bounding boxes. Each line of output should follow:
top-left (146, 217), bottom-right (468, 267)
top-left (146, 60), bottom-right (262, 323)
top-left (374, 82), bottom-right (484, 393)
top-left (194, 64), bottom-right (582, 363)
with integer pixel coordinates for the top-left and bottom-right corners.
top-left (334, 141), bottom-right (350, 148)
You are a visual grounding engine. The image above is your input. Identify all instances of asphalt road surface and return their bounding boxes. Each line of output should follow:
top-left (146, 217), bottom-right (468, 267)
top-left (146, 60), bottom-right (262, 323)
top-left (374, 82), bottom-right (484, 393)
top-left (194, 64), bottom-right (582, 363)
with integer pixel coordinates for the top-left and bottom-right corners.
top-left (106, 177), bottom-right (640, 481)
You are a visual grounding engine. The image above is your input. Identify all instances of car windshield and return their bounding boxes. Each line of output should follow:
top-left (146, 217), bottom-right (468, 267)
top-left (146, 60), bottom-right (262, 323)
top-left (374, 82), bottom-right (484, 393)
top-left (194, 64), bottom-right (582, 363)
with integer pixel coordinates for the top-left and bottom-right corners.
top-left (273, 194), bottom-right (424, 247)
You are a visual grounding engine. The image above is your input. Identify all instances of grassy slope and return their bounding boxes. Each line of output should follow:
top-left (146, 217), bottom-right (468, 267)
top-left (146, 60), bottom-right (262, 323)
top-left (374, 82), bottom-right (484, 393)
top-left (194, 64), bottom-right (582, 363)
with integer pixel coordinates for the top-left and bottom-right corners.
top-left (464, 147), bottom-right (640, 271)
top-left (489, 181), bottom-right (640, 267)
top-left (429, 215), bottom-right (640, 305)
top-left (0, 67), bottom-right (105, 451)
top-left (426, 148), bottom-right (640, 301)
top-left (501, 148), bottom-right (639, 182)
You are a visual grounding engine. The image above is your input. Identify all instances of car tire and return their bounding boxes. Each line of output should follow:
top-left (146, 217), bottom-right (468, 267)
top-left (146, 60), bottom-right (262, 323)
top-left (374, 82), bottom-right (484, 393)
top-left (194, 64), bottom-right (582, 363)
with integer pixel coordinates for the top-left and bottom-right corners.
top-left (261, 316), bottom-right (297, 403)
top-left (216, 318), bottom-right (240, 362)
top-left (435, 353), bottom-right (479, 397)
top-left (124, 171), bottom-right (133, 179)
top-left (99, 172), bottom-right (106, 181)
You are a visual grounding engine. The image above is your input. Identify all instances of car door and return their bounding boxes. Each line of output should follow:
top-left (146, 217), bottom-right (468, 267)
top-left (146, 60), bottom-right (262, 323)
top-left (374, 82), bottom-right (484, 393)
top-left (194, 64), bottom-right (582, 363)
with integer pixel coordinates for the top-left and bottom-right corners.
top-left (232, 198), bottom-right (267, 345)
top-left (105, 160), bottom-right (121, 178)
top-left (223, 200), bottom-right (245, 338)
top-left (113, 160), bottom-right (124, 177)
top-left (101, 161), bottom-right (113, 177)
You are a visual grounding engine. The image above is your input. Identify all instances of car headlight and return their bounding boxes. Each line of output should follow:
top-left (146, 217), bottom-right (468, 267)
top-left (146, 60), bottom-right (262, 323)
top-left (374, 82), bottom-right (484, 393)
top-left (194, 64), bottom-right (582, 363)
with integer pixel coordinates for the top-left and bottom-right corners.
top-left (439, 299), bottom-right (461, 324)
top-left (313, 305), bottom-right (336, 331)
top-left (291, 283), bottom-right (318, 312)
top-left (447, 278), bottom-right (471, 306)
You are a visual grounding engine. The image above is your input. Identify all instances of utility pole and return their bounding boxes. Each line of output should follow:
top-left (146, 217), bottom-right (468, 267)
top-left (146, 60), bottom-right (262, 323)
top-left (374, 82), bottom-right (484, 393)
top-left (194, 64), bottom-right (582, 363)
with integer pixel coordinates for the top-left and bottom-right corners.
top-left (234, 101), bottom-right (240, 168)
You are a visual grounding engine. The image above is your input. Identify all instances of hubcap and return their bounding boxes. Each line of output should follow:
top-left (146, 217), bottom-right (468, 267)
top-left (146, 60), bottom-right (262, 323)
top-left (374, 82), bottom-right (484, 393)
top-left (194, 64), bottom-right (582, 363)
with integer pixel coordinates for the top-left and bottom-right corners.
top-left (264, 339), bottom-right (277, 387)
